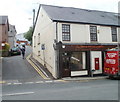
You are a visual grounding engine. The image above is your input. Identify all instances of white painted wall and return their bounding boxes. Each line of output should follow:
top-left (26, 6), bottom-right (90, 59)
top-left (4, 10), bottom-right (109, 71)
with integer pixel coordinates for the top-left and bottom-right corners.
top-left (82, 52), bottom-right (86, 70)
top-left (91, 51), bottom-right (102, 74)
top-left (71, 71), bottom-right (88, 76)
top-left (58, 23), bottom-right (90, 43)
top-left (57, 23), bottom-right (118, 44)
top-left (33, 7), bottom-right (57, 78)
top-left (98, 26), bottom-right (112, 43)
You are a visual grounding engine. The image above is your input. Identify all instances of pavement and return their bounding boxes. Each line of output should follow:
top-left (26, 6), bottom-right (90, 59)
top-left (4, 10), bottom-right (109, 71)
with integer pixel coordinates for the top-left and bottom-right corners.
top-left (26, 54), bottom-right (54, 80)
top-left (0, 57), bottom-right (2, 83)
top-left (27, 54), bottom-right (108, 82)
top-left (62, 76), bottom-right (108, 82)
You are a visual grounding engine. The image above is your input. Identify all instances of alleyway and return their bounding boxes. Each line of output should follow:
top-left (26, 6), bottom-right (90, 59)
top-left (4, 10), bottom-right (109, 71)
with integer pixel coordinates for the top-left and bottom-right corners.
top-left (2, 46), bottom-right (44, 83)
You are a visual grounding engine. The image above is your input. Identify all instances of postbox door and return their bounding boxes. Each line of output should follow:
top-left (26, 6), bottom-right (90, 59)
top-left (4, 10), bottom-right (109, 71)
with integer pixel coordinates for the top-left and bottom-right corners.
top-left (95, 58), bottom-right (99, 70)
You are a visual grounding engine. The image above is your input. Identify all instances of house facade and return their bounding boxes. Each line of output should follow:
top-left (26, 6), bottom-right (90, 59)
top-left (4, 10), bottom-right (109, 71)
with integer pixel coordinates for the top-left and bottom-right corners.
top-left (0, 16), bottom-right (9, 50)
top-left (8, 24), bottom-right (17, 49)
top-left (33, 5), bottom-right (119, 79)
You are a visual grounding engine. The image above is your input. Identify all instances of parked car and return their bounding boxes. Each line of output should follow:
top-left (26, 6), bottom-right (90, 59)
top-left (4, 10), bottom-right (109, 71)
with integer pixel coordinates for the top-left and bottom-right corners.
top-left (10, 47), bottom-right (21, 56)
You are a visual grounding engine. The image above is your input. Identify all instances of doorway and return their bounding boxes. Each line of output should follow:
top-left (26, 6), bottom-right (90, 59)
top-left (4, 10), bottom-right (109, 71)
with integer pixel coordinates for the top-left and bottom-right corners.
top-left (62, 52), bottom-right (71, 77)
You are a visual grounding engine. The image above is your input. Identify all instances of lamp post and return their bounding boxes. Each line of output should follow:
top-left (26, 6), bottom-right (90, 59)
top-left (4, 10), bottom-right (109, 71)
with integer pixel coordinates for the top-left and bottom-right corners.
top-left (33, 9), bottom-right (35, 29)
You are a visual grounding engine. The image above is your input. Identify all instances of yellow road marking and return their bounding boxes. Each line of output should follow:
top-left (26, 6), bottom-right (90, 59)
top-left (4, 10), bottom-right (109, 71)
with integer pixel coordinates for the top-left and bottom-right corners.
top-left (26, 54), bottom-right (49, 79)
top-left (55, 80), bottom-right (67, 82)
top-left (0, 81), bottom-right (6, 84)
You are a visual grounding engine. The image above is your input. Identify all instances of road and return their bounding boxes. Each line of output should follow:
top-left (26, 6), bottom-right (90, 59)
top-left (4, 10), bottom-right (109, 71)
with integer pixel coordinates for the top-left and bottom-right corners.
top-left (1, 46), bottom-right (120, 101)
top-left (2, 79), bottom-right (119, 100)
top-left (2, 46), bottom-right (44, 83)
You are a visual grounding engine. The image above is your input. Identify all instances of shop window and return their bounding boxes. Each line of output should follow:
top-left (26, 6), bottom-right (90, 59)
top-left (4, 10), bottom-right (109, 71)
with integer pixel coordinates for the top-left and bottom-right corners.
top-left (38, 51), bottom-right (40, 56)
top-left (34, 36), bottom-right (36, 47)
top-left (70, 52), bottom-right (86, 71)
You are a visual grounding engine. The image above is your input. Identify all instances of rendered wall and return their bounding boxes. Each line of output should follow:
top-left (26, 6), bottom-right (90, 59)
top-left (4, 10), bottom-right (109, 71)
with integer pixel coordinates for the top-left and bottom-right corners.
top-left (58, 23), bottom-right (118, 43)
top-left (32, 7), bottom-right (57, 78)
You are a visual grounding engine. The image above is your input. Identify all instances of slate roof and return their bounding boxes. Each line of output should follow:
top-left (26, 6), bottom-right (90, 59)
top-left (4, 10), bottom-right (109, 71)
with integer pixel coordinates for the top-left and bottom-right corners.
top-left (0, 16), bottom-right (8, 24)
top-left (41, 4), bottom-right (119, 26)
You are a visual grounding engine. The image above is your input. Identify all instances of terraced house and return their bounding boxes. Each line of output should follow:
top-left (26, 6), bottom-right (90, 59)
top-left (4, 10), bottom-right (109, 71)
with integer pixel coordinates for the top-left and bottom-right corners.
top-left (0, 16), bottom-right (9, 50)
top-left (33, 4), bottom-right (119, 79)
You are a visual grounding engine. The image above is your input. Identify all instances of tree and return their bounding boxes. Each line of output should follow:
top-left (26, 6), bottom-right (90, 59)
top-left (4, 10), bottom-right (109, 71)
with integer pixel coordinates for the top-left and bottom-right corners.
top-left (24, 27), bottom-right (33, 42)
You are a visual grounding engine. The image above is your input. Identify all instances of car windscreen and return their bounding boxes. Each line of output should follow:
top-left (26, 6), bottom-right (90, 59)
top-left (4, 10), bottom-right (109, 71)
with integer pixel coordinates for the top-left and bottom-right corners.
top-left (12, 48), bottom-right (18, 51)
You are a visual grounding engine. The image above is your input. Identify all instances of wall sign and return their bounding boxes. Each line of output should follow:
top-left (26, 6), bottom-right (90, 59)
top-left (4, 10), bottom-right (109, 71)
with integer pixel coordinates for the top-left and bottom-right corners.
top-left (41, 44), bottom-right (45, 50)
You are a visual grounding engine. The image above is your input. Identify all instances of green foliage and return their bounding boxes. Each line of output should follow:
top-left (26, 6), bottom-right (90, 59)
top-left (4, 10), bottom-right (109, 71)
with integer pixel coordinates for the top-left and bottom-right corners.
top-left (0, 43), bottom-right (10, 57)
top-left (4, 43), bottom-right (10, 51)
top-left (24, 27), bottom-right (33, 42)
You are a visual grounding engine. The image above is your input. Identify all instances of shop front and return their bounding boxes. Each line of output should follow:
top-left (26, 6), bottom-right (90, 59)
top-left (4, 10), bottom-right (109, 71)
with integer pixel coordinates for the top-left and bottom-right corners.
top-left (57, 42), bottom-right (117, 78)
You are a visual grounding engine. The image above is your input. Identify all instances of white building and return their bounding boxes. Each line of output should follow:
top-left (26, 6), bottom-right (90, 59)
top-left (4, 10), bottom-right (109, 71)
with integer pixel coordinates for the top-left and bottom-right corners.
top-left (8, 24), bottom-right (17, 49)
top-left (33, 4), bottom-right (119, 79)
top-left (15, 33), bottom-right (27, 41)
top-left (15, 33), bottom-right (29, 45)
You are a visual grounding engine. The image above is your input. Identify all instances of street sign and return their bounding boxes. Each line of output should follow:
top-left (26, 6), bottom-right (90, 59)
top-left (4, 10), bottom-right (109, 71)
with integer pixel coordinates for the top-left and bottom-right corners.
top-left (41, 44), bottom-right (45, 50)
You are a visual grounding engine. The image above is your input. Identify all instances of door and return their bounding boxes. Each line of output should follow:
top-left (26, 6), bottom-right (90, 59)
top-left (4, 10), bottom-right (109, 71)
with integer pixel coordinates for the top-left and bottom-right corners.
top-left (62, 52), bottom-right (71, 77)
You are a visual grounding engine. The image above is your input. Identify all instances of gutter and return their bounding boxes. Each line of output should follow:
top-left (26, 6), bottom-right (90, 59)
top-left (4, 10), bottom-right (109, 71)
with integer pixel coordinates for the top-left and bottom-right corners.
top-left (53, 20), bottom-right (120, 27)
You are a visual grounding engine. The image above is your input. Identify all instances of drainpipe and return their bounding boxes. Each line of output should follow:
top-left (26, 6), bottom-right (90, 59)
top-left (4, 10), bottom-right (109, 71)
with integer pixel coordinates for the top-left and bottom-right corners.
top-left (56, 22), bottom-right (58, 42)
top-left (55, 22), bottom-right (60, 79)
top-left (33, 9), bottom-right (35, 29)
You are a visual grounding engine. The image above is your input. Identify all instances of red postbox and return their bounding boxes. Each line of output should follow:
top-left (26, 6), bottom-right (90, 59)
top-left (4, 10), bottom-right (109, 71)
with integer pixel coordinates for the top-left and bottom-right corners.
top-left (95, 58), bottom-right (99, 70)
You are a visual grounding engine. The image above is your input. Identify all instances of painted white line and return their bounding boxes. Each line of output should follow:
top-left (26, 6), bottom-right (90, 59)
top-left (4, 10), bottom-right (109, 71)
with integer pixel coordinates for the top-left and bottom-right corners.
top-left (7, 83), bottom-right (12, 85)
top-left (3, 92), bottom-right (34, 96)
top-left (13, 83), bottom-right (22, 85)
top-left (45, 80), bottom-right (53, 83)
top-left (25, 82), bottom-right (34, 84)
top-left (53, 80), bottom-right (61, 82)
top-left (35, 81), bottom-right (44, 83)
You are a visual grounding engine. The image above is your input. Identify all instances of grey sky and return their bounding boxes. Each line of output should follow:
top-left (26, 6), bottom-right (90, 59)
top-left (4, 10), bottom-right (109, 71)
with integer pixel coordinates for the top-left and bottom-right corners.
top-left (0, 0), bottom-right (119, 34)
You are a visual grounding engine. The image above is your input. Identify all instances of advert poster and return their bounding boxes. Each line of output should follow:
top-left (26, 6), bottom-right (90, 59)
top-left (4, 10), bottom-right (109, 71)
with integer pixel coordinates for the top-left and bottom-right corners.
top-left (104, 51), bottom-right (118, 74)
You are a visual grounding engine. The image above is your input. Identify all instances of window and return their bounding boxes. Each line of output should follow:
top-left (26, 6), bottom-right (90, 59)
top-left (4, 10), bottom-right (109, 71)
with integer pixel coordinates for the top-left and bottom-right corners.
top-left (34, 36), bottom-right (36, 47)
top-left (38, 51), bottom-right (40, 56)
top-left (70, 52), bottom-right (86, 71)
top-left (90, 26), bottom-right (97, 41)
top-left (62, 24), bottom-right (70, 41)
top-left (111, 27), bottom-right (117, 42)
top-left (38, 33), bottom-right (40, 45)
